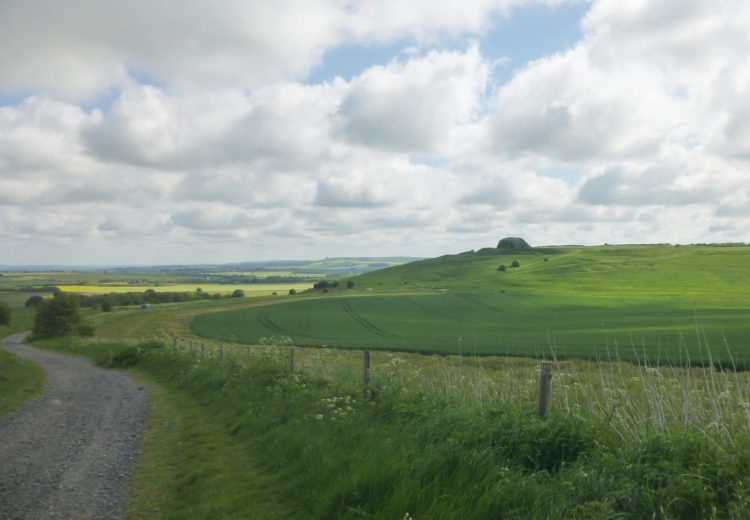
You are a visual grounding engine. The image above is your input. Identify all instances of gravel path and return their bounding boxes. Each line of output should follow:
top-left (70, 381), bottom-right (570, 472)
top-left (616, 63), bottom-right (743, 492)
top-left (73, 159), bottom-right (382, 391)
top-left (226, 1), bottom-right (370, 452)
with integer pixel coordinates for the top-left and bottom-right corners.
top-left (0, 333), bottom-right (148, 520)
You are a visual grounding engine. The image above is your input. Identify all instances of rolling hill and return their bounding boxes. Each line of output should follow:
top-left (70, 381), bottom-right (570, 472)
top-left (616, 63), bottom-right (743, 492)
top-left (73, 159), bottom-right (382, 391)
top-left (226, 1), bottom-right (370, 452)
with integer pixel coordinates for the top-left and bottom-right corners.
top-left (192, 244), bottom-right (750, 363)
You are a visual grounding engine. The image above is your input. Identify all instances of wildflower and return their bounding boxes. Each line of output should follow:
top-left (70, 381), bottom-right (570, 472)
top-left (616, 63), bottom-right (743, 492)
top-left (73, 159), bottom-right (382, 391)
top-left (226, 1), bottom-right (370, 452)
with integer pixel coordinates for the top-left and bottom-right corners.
top-left (315, 414), bottom-right (324, 420)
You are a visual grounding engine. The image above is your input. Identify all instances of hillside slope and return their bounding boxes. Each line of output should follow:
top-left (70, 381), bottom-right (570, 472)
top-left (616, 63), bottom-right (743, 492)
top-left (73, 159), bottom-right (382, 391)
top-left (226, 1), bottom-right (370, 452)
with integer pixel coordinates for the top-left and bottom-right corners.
top-left (351, 244), bottom-right (750, 300)
top-left (191, 244), bottom-right (750, 361)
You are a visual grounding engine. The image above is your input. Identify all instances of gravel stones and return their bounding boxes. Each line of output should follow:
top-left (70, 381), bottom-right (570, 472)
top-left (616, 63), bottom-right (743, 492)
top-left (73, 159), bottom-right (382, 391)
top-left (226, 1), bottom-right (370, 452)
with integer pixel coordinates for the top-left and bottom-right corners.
top-left (0, 333), bottom-right (148, 520)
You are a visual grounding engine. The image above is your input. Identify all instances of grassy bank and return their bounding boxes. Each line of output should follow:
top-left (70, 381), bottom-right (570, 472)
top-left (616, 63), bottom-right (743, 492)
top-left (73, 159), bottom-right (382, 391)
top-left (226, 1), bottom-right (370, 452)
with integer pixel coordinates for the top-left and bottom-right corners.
top-left (126, 377), bottom-right (299, 519)
top-left (0, 347), bottom-right (45, 418)
top-left (0, 310), bottom-right (45, 418)
top-left (43, 337), bottom-right (750, 519)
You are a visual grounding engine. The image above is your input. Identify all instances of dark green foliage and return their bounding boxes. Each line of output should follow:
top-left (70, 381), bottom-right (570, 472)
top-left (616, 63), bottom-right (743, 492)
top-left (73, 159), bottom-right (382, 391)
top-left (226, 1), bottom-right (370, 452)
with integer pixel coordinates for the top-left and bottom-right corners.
top-left (289, 289), bottom-right (297, 295)
top-left (101, 299), bottom-right (112, 312)
top-left (32, 293), bottom-right (92, 338)
top-left (511, 259), bottom-right (521, 268)
top-left (313, 280), bottom-right (340, 290)
top-left (346, 280), bottom-right (355, 289)
top-left (498, 264), bottom-right (507, 272)
top-left (0, 300), bottom-right (10, 325)
top-left (106, 344), bottom-right (153, 367)
top-left (497, 237), bottom-right (531, 249)
top-left (25, 295), bottom-right (44, 307)
top-left (75, 289), bottom-right (224, 308)
top-left (231, 289), bottom-right (245, 298)
top-left (76, 322), bottom-right (95, 337)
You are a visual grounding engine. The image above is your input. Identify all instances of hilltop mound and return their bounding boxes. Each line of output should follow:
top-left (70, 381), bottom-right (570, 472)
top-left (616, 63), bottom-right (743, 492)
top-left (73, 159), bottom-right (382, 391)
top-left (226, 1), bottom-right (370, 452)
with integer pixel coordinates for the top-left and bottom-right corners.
top-left (497, 237), bottom-right (531, 249)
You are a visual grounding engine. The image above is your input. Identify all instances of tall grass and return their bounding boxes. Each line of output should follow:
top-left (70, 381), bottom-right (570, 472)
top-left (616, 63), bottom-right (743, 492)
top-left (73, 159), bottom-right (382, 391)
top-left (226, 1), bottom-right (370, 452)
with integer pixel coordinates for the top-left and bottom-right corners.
top-left (46, 335), bottom-right (750, 518)
top-left (152, 332), bottom-right (750, 445)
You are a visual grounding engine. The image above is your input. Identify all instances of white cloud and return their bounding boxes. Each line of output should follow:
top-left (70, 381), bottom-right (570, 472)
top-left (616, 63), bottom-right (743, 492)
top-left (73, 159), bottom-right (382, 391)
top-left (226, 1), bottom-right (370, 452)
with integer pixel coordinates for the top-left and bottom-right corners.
top-left (0, 0), bottom-right (344, 99)
top-left (338, 47), bottom-right (488, 153)
top-left (83, 86), bottom-right (251, 167)
top-left (0, 0), bottom-right (579, 101)
top-left (0, 97), bottom-right (91, 174)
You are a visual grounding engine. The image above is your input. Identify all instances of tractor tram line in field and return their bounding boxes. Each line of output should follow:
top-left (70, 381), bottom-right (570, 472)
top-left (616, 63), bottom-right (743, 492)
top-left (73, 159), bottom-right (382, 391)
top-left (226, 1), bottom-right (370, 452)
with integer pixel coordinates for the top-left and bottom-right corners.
top-left (340, 300), bottom-right (389, 337)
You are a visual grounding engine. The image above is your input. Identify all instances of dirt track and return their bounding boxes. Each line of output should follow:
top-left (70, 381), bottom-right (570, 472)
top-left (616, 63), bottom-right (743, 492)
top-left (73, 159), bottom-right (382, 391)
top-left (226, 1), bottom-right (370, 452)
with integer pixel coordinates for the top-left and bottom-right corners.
top-left (0, 333), bottom-right (147, 520)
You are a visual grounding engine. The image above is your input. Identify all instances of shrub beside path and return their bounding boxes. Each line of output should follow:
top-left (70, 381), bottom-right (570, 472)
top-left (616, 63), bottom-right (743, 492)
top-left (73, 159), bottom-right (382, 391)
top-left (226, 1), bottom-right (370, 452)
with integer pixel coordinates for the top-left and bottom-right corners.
top-left (0, 332), bottom-right (147, 520)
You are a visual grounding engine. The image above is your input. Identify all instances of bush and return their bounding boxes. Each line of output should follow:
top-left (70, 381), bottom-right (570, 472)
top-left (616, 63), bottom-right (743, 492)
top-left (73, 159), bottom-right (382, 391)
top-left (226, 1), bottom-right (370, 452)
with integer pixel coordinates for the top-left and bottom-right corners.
top-left (0, 301), bottom-right (10, 325)
top-left (231, 289), bottom-right (245, 298)
top-left (511, 260), bottom-right (521, 268)
top-left (25, 295), bottom-right (44, 307)
top-left (313, 280), bottom-right (340, 290)
top-left (346, 280), bottom-right (355, 289)
top-left (498, 265), bottom-right (507, 272)
top-left (289, 289), bottom-right (297, 295)
top-left (101, 299), bottom-right (113, 312)
top-left (32, 293), bottom-right (93, 338)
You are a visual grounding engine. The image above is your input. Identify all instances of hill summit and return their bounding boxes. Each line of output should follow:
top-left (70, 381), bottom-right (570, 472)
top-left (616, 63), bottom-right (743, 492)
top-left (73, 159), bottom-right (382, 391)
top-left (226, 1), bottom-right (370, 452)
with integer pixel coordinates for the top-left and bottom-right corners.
top-left (497, 237), bottom-right (531, 249)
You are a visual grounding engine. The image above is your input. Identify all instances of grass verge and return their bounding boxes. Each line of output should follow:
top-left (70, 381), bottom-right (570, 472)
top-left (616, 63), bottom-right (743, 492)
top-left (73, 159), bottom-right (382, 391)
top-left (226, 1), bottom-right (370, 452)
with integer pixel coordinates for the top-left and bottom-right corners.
top-left (0, 347), bottom-right (45, 418)
top-left (126, 376), bottom-right (300, 520)
top-left (0, 311), bottom-right (45, 418)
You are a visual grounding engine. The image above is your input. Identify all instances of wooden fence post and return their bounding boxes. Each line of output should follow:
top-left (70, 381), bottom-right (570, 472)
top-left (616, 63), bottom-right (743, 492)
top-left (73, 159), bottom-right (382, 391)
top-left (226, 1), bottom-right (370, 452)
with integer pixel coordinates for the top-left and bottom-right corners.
top-left (363, 350), bottom-right (371, 397)
top-left (173, 337), bottom-right (177, 349)
top-left (289, 347), bottom-right (295, 372)
top-left (539, 362), bottom-right (553, 419)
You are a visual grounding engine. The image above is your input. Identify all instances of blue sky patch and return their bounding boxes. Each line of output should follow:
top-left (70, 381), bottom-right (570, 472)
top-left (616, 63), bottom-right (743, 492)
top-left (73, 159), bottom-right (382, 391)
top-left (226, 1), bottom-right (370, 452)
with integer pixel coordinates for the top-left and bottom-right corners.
top-left (483, 2), bottom-right (589, 85)
top-left (306, 2), bottom-right (589, 86)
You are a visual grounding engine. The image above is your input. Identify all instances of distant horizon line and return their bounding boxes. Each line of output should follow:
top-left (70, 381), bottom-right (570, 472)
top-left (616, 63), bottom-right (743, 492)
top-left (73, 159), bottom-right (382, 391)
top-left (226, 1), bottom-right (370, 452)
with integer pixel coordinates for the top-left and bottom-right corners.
top-left (2, 241), bottom-right (749, 270)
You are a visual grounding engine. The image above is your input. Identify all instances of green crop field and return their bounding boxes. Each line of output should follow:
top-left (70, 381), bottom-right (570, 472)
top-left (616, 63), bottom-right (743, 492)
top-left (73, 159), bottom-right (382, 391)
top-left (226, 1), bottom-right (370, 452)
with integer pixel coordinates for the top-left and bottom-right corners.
top-left (192, 245), bottom-right (750, 363)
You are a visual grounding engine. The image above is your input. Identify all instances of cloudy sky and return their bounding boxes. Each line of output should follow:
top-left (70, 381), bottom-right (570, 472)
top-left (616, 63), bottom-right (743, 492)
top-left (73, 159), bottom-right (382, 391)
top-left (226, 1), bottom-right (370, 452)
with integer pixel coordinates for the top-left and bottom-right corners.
top-left (1, 0), bottom-right (748, 265)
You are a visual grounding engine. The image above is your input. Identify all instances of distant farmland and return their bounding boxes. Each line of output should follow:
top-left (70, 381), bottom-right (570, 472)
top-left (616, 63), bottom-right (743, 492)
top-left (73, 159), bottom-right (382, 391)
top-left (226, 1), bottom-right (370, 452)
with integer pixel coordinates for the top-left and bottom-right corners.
top-left (57, 283), bottom-right (313, 296)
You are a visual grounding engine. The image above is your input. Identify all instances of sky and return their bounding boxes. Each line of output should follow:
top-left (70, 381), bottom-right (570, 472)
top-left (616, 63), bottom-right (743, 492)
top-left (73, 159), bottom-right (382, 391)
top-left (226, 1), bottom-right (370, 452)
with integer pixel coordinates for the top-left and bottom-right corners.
top-left (1, 0), bottom-right (749, 265)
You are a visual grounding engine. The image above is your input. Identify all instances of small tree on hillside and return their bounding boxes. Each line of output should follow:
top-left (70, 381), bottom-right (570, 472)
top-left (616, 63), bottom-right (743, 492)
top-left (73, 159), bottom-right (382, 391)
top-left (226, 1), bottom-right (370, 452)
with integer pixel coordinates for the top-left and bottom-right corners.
top-left (289, 288), bottom-right (297, 295)
top-left (346, 280), bottom-right (355, 289)
top-left (0, 301), bottom-right (10, 325)
top-left (231, 289), bottom-right (245, 298)
top-left (498, 264), bottom-right (507, 272)
top-left (25, 295), bottom-right (44, 307)
top-left (511, 260), bottom-right (521, 268)
top-left (32, 293), bottom-right (92, 338)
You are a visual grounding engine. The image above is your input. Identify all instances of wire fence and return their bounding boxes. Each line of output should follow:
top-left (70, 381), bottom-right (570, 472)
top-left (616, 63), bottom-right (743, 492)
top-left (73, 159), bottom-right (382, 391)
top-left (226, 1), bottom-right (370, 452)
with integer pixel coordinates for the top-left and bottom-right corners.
top-left (163, 335), bottom-right (750, 442)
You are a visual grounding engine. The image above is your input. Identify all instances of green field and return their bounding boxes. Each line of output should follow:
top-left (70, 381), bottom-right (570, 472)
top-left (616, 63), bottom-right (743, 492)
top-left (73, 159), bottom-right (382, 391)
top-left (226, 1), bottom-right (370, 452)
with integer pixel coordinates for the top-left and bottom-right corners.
top-left (192, 245), bottom-right (750, 363)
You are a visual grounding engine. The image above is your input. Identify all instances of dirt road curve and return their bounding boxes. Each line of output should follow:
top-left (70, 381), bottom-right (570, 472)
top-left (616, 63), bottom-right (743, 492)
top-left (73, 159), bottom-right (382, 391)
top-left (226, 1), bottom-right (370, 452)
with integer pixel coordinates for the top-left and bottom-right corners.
top-left (0, 333), bottom-right (148, 520)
